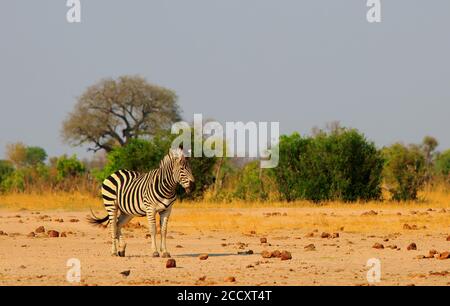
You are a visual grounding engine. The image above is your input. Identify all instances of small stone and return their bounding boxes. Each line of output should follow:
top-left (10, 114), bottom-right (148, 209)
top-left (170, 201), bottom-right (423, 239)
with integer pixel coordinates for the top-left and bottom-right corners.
top-left (35, 226), bottom-right (45, 233)
top-left (407, 243), bottom-right (417, 251)
top-left (198, 276), bottom-right (206, 281)
top-left (271, 250), bottom-right (281, 258)
top-left (372, 243), bottom-right (384, 249)
top-left (438, 252), bottom-right (450, 260)
top-left (280, 251), bottom-right (292, 260)
top-left (321, 232), bottom-right (330, 239)
top-left (166, 259), bottom-right (176, 268)
top-left (27, 232), bottom-right (36, 238)
top-left (120, 270), bottom-right (130, 277)
top-left (69, 219), bottom-right (79, 223)
top-left (224, 276), bottom-right (236, 282)
top-left (332, 233), bottom-right (340, 239)
top-left (176, 245), bottom-right (183, 248)
top-left (446, 235), bottom-right (450, 241)
top-left (60, 232), bottom-right (67, 237)
top-left (199, 254), bottom-right (209, 260)
top-left (304, 244), bottom-right (316, 251)
top-left (47, 230), bottom-right (59, 238)
top-left (260, 237), bottom-right (267, 244)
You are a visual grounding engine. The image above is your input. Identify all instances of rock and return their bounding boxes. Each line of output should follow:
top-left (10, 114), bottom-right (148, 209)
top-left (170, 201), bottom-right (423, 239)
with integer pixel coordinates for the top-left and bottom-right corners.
top-left (304, 244), bottom-right (316, 251)
top-left (175, 245), bottom-right (183, 248)
top-left (438, 252), bottom-right (450, 260)
top-left (386, 245), bottom-right (398, 250)
top-left (305, 232), bottom-right (314, 238)
top-left (447, 235), bottom-right (450, 241)
top-left (55, 218), bottom-right (64, 223)
top-left (407, 243), bottom-right (417, 251)
top-left (224, 276), bottom-right (236, 282)
top-left (321, 232), bottom-right (330, 239)
top-left (166, 258), bottom-right (176, 268)
top-left (120, 270), bottom-right (130, 277)
top-left (27, 232), bottom-right (36, 238)
top-left (271, 250), bottom-right (281, 258)
top-left (35, 226), bottom-right (45, 233)
top-left (246, 264), bottom-right (254, 268)
top-left (280, 251), bottom-right (292, 260)
top-left (403, 224), bottom-right (412, 230)
top-left (416, 255), bottom-right (426, 259)
top-left (199, 254), bottom-right (209, 260)
top-left (69, 219), bottom-right (79, 223)
top-left (332, 233), bottom-right (340, 239)
top-left (198, 276), bottom-right (206, 281)
top-left (373, 243), bottom-right (384, 249)
top-left (260, 237), bottom-right (267, 244)
top-left (361, 210), bottom-right (378, 216)
top-left (60, 232), bottom-right (67, 237)
top-left (261, 250), bottom-right (272, 258)
top-left (47, 230), bottom-right (59, 238)
top-left (428, 249), bottom-right (438, 257)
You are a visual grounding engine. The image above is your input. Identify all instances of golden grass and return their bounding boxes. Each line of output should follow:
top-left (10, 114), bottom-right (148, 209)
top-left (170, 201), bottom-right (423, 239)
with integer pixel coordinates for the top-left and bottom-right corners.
top-left (1, 187), bottom-right (448, 234)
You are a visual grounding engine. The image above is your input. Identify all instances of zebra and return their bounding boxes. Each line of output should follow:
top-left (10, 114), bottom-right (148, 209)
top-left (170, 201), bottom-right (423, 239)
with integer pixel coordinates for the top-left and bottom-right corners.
top-left (88, 147), bottom-right (195, 258)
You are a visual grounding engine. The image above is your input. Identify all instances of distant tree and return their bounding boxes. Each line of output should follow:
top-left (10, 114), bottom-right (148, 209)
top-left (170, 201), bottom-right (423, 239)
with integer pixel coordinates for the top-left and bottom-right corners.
top-left (382, 143), bottom-right (426, 201)
top-left (5, 142), bottom-right (27, 168)
top-left (25, 146), bottom-right (47, 166)
top-left (421, 136), bottom-right (439, 181)
top-left (62, 75), bottom-right (181, 152)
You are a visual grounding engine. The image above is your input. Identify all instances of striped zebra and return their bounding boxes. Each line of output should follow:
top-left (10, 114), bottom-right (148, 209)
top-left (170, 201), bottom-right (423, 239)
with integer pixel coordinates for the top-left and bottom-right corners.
top-left (88, 147), bottom-right (195, 258)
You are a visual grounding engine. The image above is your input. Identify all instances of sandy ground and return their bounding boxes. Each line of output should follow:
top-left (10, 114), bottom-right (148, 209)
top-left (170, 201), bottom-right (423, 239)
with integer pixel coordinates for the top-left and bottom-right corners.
top-left (0, 207), bottom-right (449, 286)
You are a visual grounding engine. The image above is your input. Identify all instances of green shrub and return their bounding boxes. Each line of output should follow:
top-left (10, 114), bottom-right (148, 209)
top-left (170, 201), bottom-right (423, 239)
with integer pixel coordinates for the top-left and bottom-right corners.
top-left (382, 143), bottom-right (426, 201)
top-left (435, 149), bottom-right (450, 177)
top-left (270, 129), bottom-right (384, 202)
top-left (56, 155), bottom-right (86, 181)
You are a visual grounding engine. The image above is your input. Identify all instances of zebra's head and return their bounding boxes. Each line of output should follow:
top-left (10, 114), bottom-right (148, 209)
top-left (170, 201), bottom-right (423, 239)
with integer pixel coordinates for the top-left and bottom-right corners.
top-left (169, 147), bottom-right (195, 194)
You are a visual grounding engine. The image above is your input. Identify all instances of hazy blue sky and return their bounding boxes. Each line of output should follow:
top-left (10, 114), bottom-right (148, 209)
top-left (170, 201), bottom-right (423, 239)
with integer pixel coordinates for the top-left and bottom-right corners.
top-left (1, 0), bottom-right (449, 159)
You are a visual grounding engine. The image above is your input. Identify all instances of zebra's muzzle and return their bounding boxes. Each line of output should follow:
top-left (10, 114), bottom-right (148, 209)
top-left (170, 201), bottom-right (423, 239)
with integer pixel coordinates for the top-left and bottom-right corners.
top-left (185, 181), bottom-right (195, 194)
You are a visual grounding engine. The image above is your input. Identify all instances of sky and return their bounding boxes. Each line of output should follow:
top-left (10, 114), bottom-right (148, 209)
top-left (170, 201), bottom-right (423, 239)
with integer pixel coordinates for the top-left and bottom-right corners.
top-left (0, 0), bottom-right (449, 160)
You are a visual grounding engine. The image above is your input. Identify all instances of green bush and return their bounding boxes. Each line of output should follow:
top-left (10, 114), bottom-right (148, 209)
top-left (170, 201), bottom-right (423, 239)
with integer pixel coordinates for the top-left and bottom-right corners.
top-left (233, 161), bottom-right (268, 201)
top-left (435, 149), bottom-right (450, 177)
top-left (382, 143), bottom-right (426, 201)
top-left (56, 155), bottom-right (86, 181)
top-left (270, 129), bottom-right (384, 202)
top-left (25, 146), bottom-right (47, 166)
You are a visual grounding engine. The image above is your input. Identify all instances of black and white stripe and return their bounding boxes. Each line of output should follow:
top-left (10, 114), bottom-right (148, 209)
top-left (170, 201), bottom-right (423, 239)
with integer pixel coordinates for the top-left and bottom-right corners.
top-left (89, 148), bottom-right (195, 257)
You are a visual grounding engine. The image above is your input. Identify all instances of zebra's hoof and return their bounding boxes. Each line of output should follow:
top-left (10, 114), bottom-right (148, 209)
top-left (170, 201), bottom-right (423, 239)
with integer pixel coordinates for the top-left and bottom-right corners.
top-left (152, 251), bottom-right (160, 257)
top-left (162, 252), bottom-right (171, 258)
top-left (118, 251), bottom-right (126, 257)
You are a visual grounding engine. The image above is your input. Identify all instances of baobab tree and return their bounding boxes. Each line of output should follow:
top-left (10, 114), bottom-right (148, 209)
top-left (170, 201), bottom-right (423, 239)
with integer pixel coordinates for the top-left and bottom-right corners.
top-left (62, 75), bottom-right (181, 152)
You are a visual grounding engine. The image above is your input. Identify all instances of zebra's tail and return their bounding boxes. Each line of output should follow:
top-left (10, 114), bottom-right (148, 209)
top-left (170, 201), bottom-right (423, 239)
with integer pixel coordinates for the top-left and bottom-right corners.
top-left (87, 208), bottom-right (110, 227)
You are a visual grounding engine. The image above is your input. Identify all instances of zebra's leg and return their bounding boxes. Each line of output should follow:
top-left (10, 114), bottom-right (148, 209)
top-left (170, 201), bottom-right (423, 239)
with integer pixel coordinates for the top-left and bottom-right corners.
top-left (160, 207), bottom-right (172, 258)
top-left (116, 214), bottom-right (133, 257)
top-left (146, 207), bottom-right (159, 257)
top-left (108, 208), bottom-right (119, 256)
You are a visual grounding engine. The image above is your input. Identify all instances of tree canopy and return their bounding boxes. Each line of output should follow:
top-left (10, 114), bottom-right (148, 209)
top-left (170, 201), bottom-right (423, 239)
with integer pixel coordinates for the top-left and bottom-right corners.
top-left (62, 75), bottom-right (181, 152)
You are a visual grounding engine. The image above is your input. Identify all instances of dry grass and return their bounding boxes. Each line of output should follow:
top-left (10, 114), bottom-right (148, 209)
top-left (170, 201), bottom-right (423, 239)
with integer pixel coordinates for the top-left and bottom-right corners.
top-left (1, 188), bottom-right (449, 235)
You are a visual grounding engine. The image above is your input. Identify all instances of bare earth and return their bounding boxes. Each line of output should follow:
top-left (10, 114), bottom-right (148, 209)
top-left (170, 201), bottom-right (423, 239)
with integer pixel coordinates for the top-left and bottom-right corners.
top-left (0, 207), bottom-right (449, 286)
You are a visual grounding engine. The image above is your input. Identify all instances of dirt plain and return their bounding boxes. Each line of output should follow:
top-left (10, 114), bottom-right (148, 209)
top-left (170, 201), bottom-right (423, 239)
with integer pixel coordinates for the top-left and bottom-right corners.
top-left (0, 206), bottom-right (449, 286)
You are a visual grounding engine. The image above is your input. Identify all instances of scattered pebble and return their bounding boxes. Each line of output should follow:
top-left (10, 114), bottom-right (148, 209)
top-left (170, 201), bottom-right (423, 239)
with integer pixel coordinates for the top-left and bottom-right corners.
top-left (166, 259), bottom-right (176, 268)
top-left (199, 254), bottom-right (209, 260)
top-left (407, 243), bottom-right (417, 251)
top-left (372, 243), bottom-right (384, 249)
